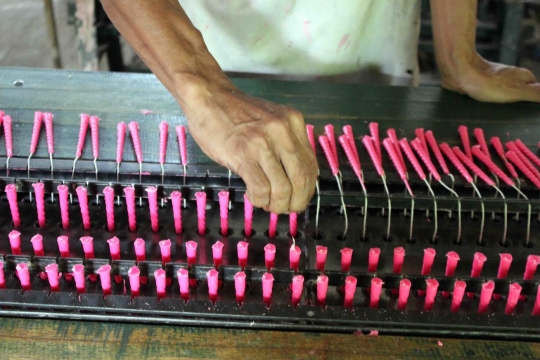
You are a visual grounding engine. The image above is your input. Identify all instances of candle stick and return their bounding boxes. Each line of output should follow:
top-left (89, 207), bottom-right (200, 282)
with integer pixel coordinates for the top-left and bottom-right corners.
top-left (268, 213), bottom-right (278, 238)
top-left (424, 279), bottom-right (439, 311)
top-left (344, 276), bottom-right (357, 308)
top-left (524, 255), bottom-right (540, 280)
top-left (207, 269), bottom-right (219, 302)
top-left (212, 241), bottom-right (224, 268)
top-left (128, 266), bottom-right (140, 297)
top-left (16, 263), bottom-right (31, 291)
top-left (80, 236), bottom-right (94, 259)
top-left (264, 243), bottom-right (276, 270)
top-left (442, 251), bottom-right (460, 297)
top-left (154, 269), bottom-right (167, 299)
top-left (289, 244), bottom-right (301, 271)
top-left (45, 263), bottom-right (59, 292)
top-left (8, 230), bottom-right (21, 255)
top-left (244, 194), bottom-right (253, 237)
top-left (219, 191), bottom-right (229, 236)
top-left (58, 184), bottom-right (70, 229)
top-left (195, 191), bottom-right (206, 235)
top-left (178, 268), bottom-right (190, 301)
top-left (393, 247), bottom-right (405, 274)
top-left (468, 252), bottom-right (487, 298)
top-left (97, 265), bottom-right (112, 296)
top-left (107, 237), bottom-right (121, 260)
top-left (33, 182), bottom-right (46, 228)
top-left (533, 285), bottom-right (540, 315)
top-left (123, 186), bottom-right (137, 232)
top-left (237, 241), bottom-right (249, 269)
top-left (262, 272), bottom-right (274, 306)
top-left (370, 277), bottom-right (384, 308)
top-left (397, 279), bottom-right (411, 310)
top-left (341, 248), bottom-right (353, 272)
top-left (368, 248), bottom-right (381, 273)
top-left (57, 235), bottom-right (70, 258)
top-left (170, 191), bottom-right (182, 234)
top-left (72, 264), bottom-right (85, 293)
top-left (478, 281), bottom-right (495, 313)
top-left (5, 184), bottom-right (20, 227)
top-left (186, 240), bottom-right (198, 266)
top-left (159, 239), bottom-right (172, 265)
top-left (103, 186), bottom-right (115, 231)
top-left (505, 283), bottom-right (522, 315)
top-left (291, 275), bottom-right (304, 307)
top-left (315, 246), bottom-right (328, 272)
top-left (134, 238), bottom-right (145, 263)
top-left (289, 212), bottom-right (298, 238)
top-left (234, 271), bottom-right (246, 304)
top-left (145, 186), bottom-right (159, 232)
top-left (317, 274), bottom-right (328, 308)
top-left (31, 234), bottom-right (44, 256)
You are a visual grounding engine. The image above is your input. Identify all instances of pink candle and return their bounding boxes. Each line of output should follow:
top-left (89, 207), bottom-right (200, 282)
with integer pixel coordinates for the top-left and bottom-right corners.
top-left (317, 275), bottom-right (329, 307)
top-left (289, 244), bottom-right (301, 271)
top-left (478, 281), bottom-right (495, 313)
top-left (128, 266), bottom-right (140, 297)
top-left (212, 241), bottom-right (224, 268)
top-left (234, 271), bottom-right (246, 304)
top-left (31, 234), bottom-right (44, 256)
top-left (218, 191), bottom-right (229, 236)
top-left (45, 263), bottom-right (59, 292)
top-left (16, 263), bottom-right (31, 290)
top-left (370, 277), bottom-right (384, 308)
top-left (262, 272), bottom-right (274, 306)
top-left (134, 238), bottom-right (145, 263)
top-left (368, 248), bottom-right (381, 273)
top-left (80, 236), bottom-right (94, 259)
top-left (291, 275), bottom-right (304, 307)
top-left (449, 280), bottom-right (467, 312)
top-left (397, 279), bottom-right (411, 310)
top-left (123, 186), bottom-right (137, 232)
top-left (57, 235), bottom-right (69, 257)
top-left (5, 184), bottom-right (20, 227)
top-left (8, 230), bottom-right (21, 255)
top-left (32, 182), bottom-right (46, 228)
top-left (154, 269), bottom-right (167, 299)
top-left (97, 265), bottom-right (112, 296)
top-left (237, 241), bottom-right (249, 269)
top-left (207, 269), bottom-right (219, 302)
top-left (243, 194), bottom-right (253, 237)
top-left (497, 253), bottom-right (512, 278)
top-left (442, 251), bottom-right (460, 297)
top-left (268, 213), bottom-right (278, 238)
top-left (289, 212), bottom-right (298, 238)
top-left (341, 248), bottom-right (353, 272)
top-left (471, 252), bottom-right (487, 277)
top-left (0, 262), bottom-right (5, 288)
top-left (145, 186), bottom-right (159, 232)
top-left (393, 247), bottom-right (405, 274)
top-left (505, 283), bottom-right (522, 315)
top-left (159, 239), bottom-right (172, 265)
top-left (421, 248), bottom-right (436, 275)
top-left (103, 186), bottom-right (115, 231)
top-left (107, 236), bottom-right (121, 260)
top-left (76, 186), bottom-right (91, 231)
top-left (344, 276), bottom-right (357, 308)
top-left (424, 279), bottom-right (439, 311)
top-left (186, 240), bottom-right (198, 266)
top-left (533, 285), bottom-right (540, 315)
top-left (170, 191), bottom-right (182, 234)
top-left (264, 243), bottom-right (276, 270)
top-left (177, 268), bottom-right (190, 301)
top-left (195, 191), bottom-right (206, 235)
top-left (58, 184), bottom-right (70, 229)
top-left (315, 246), bottom-right (328, 272)
top-left (524, 255), bottom-right (540, 280)
top-left (72, 264), bottom-right (85, 293)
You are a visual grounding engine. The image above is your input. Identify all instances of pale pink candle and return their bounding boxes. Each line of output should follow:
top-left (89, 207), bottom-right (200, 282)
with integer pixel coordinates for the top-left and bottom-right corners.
top-left (344, 276), bottom-right (357, 308)
top-left (397, 279), bottom-right (411, 310)
top-left (178, 268), bottom-right (189, 300)
top-left (195, 191), bottom-right (206, 235)
top-left (154, 269), bottom-right (167, 299)
top-left (243, 194), bottom-right (253, 237)
top-left (478, 281), bottom-right (495, 313)
top-left (103, 186), bottom-right (115, 231)
top-left (107, 237), bottom-right (121, 260)
top-left (370, 277), bottom-right (384, 308)
top-left (368, 248), bottom-right (381, 273)
top-left (0, 262), bottom-right (5, 288)
top-left (32, 182), bottom-right (46, 228)
top-left (80, 236), bottom-right (94, 259)
top-left (16, 263), bottom-right (31, 290)
top-left (237, 241), bottom-right (249, 269)
top-left (317, 275), bottom-right (329, 307)
top-left (289, 212), bottom-right (298, 238)
top-left (524, 255), bottom-right (540, 280)
top-left (97, 265), bottom-right (112, 296)
top-left (291, 275), bottom-right (304, 307)
top-left (505, 283), bottom-right (522, 315)
top-left (316, 246), bottom-right (328, 272)
top-left (234, 271), bottom-right (246, 304)
top-left (57, 184), bottom-right (70, 229)
top-left (123, 186), bottom-right (137, 232)
top-left (128, 266), bottom-right (140, 297)
top-left (393, 247), bottom-right (405, 274)
top-left (451, 280), bottom-right (467, 312)
top-left (57, 235), bottom-right (69, 257)
top-left (421, 248), bottom-right (436, 275)
top-left (170, 191), bottom-right (182, 234)
top-left (289, 244), bottom-right (301, 271)
top-left (218, 191), bottom-right (229, 236)
top-left (134, 238), bottom-right (146, 262)
top-left (72, 264), bottom-right (85, 293)
top-left (424, 279), bottom-right (439, 311)
top-left (45, 263), bottom-right (59, 291)
top-left (159, 239), bottom-right (172, 265)
top-left (207, 269), bottom-right (219, 302)
top-left (264, 243), bottom-right (276, 270)
top-left (268, 213), bottom-right (278, 238)
top-left (8, 230), bottom-right (21, 255)
top-left (186, 240), bottom-right (198, 266)
top-left (31, 234), bottom-right (44, 256)
top-left (76, 186), bottom-right (91, 230)
top-left (212, 241), bottom-right (224, 268)
top-left (5, 184), bottom-right (20, 227)
top-left (497, 253), bottom-right (512, 278)
top-left (145, 186), bottom-right (159, 232)
top-left (341, 248), bottom-right (353, 272)
top-left (262, 272), bottom-right (274, 306)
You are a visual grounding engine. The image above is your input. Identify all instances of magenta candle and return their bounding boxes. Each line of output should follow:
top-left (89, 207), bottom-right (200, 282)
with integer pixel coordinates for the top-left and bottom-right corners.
top-left (76, 186), bottom-right (91, 231)
top-left (451, 280), bottom-right (467, 312)
top-left (72, 264), bottom-right (85, 293)
top-left (397, 279), bottom-right (411, 310)
top-left (341, 248), bottom-right (353, 272)
top-left (103, 186), bottom-right (115, 231)
top-left (58, 184), bottom-right (70, 229)
top-left (393, 247), bottom-right (405, 274)
top-left (178, 268), bottom-right (189, 301)
top-left (424, 279), bottom-right (439, 311)
top-left (442, 251), bottom-right (460, 297)
top-left (97, 265), bottom-right (112, 296)
top-left (5, 184), bottom-right (21, 227)
top-left (289, 212), bottom-right (298, 238)
top-left (45, 263), bottom-right (59, 292)
top-left (159, 239), bottom-right (172, 265)
top-left (218, 191), bottom-right (229, 236)
top-left (264, 243), bottom-right (276, 270)
top-left (289, 244), bottom-right (301, 271)
top-left (186, 240), bottom-right (198, 266)
top-left (207, 269), bottom-right (219, 302)
top-left (107, 236), bottom-right (121, 260)
top-left (291, 275), bottom-right (304, 307)
top-left (524, 255), bottom-right (540, 280)
top-left (315, 245), bottom-right (328, 272)
top-left (170, 191), bottom-right (182, 234)
top-left (505, 283), bottom-right (522, 315)
top-left (368, 248), bottom-right (381, 273)
top-left (134, 238), bottom-right (146, 263)
top-left (123, 186), bottom-right (137, 232)
top-left (533, 285), bottom-right (540, 315)
top-left (8, 230), bottom-right (21, 255)
top-left (234, 271), bottom-right (246, 304)
top-left (344, 276), bottom-right (357, 308)
top-left (243, 194), bottom-right (253, 237)
top-left (237, 241), bottom-right (249, 269)
top-left (57, 235), bottom-right (69, 257)
top-left (317, 274), bottom-right (329, 307)
top-left (32, 182), bottom-right (46, 228)
top-left (31, 234), bottom-right (44, 256)
top-left (421, 248), bottom-right (436, 275)
top-left (478, 281), bottom-right (495, 313)
top-left (497, 253), bottom-right (512, 278)
top-left (145, 186), bottom-right (159, 232)
top-left (16, 263), bottom-right (31, 290)
top-left (0, 262), bottom-right (5, 288)
top-left (128, 266), bottom-right (140, 297)
top-left (370, 277), bottom-right (384, 308)
top-left (268, 213), bottom-right (278, 239)
top-left (471, 252), bottom-right (487, 277)
top-left (262, 272), bottom-right (274, 306)
top-left (80, 236), bottom-right (94, 259)
top-left (195, 191), bottom-right (206, 235)
top-left (154, 269), bottom-right (167, 299)
top-left (212, 241), bottom-right (224, 268)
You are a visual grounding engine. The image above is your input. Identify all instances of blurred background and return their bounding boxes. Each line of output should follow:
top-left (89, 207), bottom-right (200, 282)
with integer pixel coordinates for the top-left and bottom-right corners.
top-left (1, 0), bottom-right (540, 86)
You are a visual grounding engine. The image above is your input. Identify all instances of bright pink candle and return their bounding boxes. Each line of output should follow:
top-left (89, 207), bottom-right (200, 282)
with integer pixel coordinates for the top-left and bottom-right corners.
top-left (103, 186), bottom-right (115, 231)
top-left (145, 186), bottom-right (159, 232)
top-left (237, 241), bottom-right (249, 269)
top-left (159, 239), bottom-right (172, 265)
top-left (524, 255), bottom-right (540, 280)
top-left (212, 241), bottom-right (224, 268)
top-left (154, 269), bottom-right (167, 299)
top-left (450, 280), bottom-right (467, 312)
top-left (533, 285), bottom-right (540, 315)
top-left (134, 238), bottom-right (146, 262)
top-left (497, 253), bottom-right (512, 278)
top-left (478, 281), bottom-right (495, 313)
top-left (442, 252), bottom-right (460, 297)
top-left (57, 235), bottom-right (69, 257)
top-left (344, 276), bottom-right (357, 308)
top-left (262, 272), bottom-right (274, 306)
top-left (368, 248), bottom-right (381, 273)
top-left (243, 194), bottom-right (253, 237)
top-left (268, 213), bottom-right (278, 238)
top-left (31, 234), bottom-right (44, 256)
top-left (264, 243), bottom-right (276, 270)
top-left (341, 248), bottom-right (353, 272)
top-left (505, 283), bottom-right (522, 315)
top-left (393, 247), bottom-right (405, 274)
top-left (72, 264), bottom-right (85, 293)
top-left (32, 182), bottom-right (46, 228)
top-left (178, 268), bottom-right (190, 300)
top-left (5, 184), bottom-right (20, 227)
top-left (8, 230), bottom-right (21, 255)
top-left (317, 275), bottom-right (328, 307)
top-left (80, 236), bottom-right (94, 259)
top-left (289, 244), bottom-right (301, 271)
top-left (234, 271), bottom-right (246, 304)
top-left (289, 212), bottom-right (298, 238)
top-left (397, 279), bottom-right (411, 310)
top-left (123, 186), bottom-right (137, 232)
top-left (471, 252), bottom-right (487, 277)
top-left (128, 266), bottom-right (140, 297)
top-left (195, 191), bottom-right (206, 235)
top-left (424, 279), bottom-right (439, 311)
top-left (421, 248), bottom-right (436, 275)
top-left (207, 269), bottom-right (219, 302)
top-left (170, 191), bottom-right (182, 234)
top-left (58, 184), bottom-right (70, 229)
top-left (316, 246), bottom-right (328, 272)
top-left (76, 186), bottom-right (91, 231)
top-left (0, 262), bottom-right (5, 288)
top-left (107, 237), bottom-right (121, 260)
top-left (45, 263), bottom-right (59, 291)
top-left (186, 240), bottom-right (198, 266)
top-left (97, 265), bottom-right (112, 296)
top-left (291, 275), bottom-right (304, 307)
top-left (16, 263), bottom-right (31, 290)
top-left (370, 277), bottom-right (384, 308)
top-left (218, 191), bottom-right (229, 236)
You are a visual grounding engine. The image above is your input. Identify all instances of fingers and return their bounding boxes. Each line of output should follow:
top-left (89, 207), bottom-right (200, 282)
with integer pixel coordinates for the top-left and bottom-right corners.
top-left (518, 83), bottom-right (540, 103)
top-left (257, 146), bottom-right (292, 213)
top-left (236, 160), bottom-right (271, 208)
top-left (513, 67), bottom-right (537, 84)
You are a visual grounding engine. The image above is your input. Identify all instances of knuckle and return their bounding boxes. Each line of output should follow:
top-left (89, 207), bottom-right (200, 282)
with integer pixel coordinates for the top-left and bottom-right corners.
top-left (273, 181), bottom-right (292, 199)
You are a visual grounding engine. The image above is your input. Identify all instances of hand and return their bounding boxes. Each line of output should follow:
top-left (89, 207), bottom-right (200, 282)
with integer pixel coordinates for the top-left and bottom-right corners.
top-left (176, 76), bottom-right (318, 214)
top-left (441, 54), bottom-right (540, 103)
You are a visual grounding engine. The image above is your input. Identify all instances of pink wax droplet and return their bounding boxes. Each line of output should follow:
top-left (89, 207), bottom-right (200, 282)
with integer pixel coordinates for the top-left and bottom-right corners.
top-left (8, 230), bottom-right (21, 255)
top-left (234, 271), bottom-right (246, 304)
top-left (178, 268), bottom-right (190, 301)
top-left (289, 212), bottom-right (298, 238)
top-left (145, 186), bottom-right (159, 232)
top-left (316, 246), bottom-right (328, 272)
top-left (107, 237), bottom-right (121, 261)
top-left (5, 184), bottom-right (20, 228)
top-left (243, 194), bottom-right (253, 237)
top-left (134, 238), bottom-right (146, 263)
top-left (505, 283), bottom-right (522, 315)
top-left (524, 255), bottom-right (540, 280)
top-left (154, 269), bottom-right (167, 299)
top-left (128, 266), bottom-right (140, 297)
top-left (268, 213), bottom-right (278, 239)
top-left (195, 192), bottom-right (206, 235)
top-left (0, 262), bottom-right (6, 288)
top-left (57, 185), bottom-right (70, 229)
top-left (291, 275), bottom-right (304, 307)
top-left (186, 240), bottom-right (198, 266)
top-left (123, 186), bottom-right (137, 232)
top-left (175, 125), bottom-right (188, 166)
top-left (16, 263), bottom-right (31, 291)
top-left (424, 279), bottom-right (439, 311)
top-left (76, 186), bottom-right (91, 231)
top-left (397, 279), bottom-right (411, 310)
top-left (72, 264), bottom-right (86, 293)
top-left (368, 248), bottom-right (381, 273)
top-left (478, 281), bottom-right (495, 313)
top-left (206, 269), bottom-right (219, 302)
top-left (344, 276), bottom-right (357, 308)
top-left (158, 121), bottom-right (169, 165)
top-left (116, 122), bottom-right (127, 164)
top-left (128, 121), bottom-right (143, 164)
top-left (393, 247), bottom-right (405, 274)
top-left (319, 135), bottom-right (339, 176)
top-left (29, 111), bottom-right (43, 155)
top-left (31, 234), bottom-right (44, 256)
top-left (370, 278), bottom-right (384, 308)
top-left (3, 115), bottom-right (13, 158)
top-left (170, 191), bottom-right (183, 234)
top-left (57, 236), bottom-right (69, 257)
top-left (306, 124), bottom-right (316, 154)
top-left (43, 112), bottom-right (54, 155)
top-left (450, 280), bottom-right (467, 312)
top-left (32, 182), bottom-right (46, 228)
top-left (97, 265), bottom-right (112, 296)
top-left (262, 273), bottom-right (274, 306)
top-left (80, 236), bottom-right (94, 259)
top-left (102, 186), bottom-right (115, 231)
top-left (317, 275), bottom-right (329, 307)
top-left (289, 244), bottom-right (301, 272)
top-left (75, 114), bottom-right (90, 158)
top-left (497, 253), bottom-right (512, 279)
top-left (45, 264), bottom-right (59, 291)
top-left (211, 241), bottom-right (224, 268)
top-left (159, 239), bottom-right (172, 265)
top-left (368, 122), bottom-right (381, 161)
top-left (264, 243), bottom-right (276, 270)
top-left (324, 124), bottom-right (338, 164)
top-left (218, 191), bottom-right (229, 236)
top-left (237, 241), bottom-right (249, 269)
top-left (341, 248), bottom-right (353, 272)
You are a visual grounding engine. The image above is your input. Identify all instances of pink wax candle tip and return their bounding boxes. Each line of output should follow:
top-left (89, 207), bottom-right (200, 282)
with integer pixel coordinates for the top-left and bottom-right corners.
top-left (154, 269), bottom-right (167, 298)
top-left (264, 243), bottom-right (276, 270)
top-left (291, 275), bottom-right (304, 307)
top-left (134, 238), bottom-right (146, 262)
top-left (16, 263), bottom-right (31, 290)
top-left (344, 276), bottom-right (357, 308)
top-left (421, 248), bottom-right (436, 275)
top-left (234, 271), bottom-right (246, 303)
top-left (505, 283), bottom-right (522, 315)
top-left (212, 241), bottom-right (224, 268)
top-left (289, 244), bottom-right (301, 271)
top-left (498, 253), bottom-right (512, 278)
top-left (186, 240), bottom-right (198, 265)
top-left (207, 269), bottom-right (219, 299)
top-left (315, 246), bottom-right (328, 272)
top-left (195, 191), bottom-right (207, 235)
top-left (317, 275), bottom-right (329, 307)
top-left (262, 272), bottom-right (274, 305)
top-left (45, 263), bottom-right (59, 291)
top-left (393, 247), bottom-right (405, 274)
top-left (97, 265), bottom-right (112, 294)
top-left (368, 248), bottom-right (381, 273)
top-left (524, 255), bottom-right (540, 280)
top-left (80, 236), bottom-right (94, 258)
top-left (370, 277), bottom-right (384, 308)
top-left (478, 281), bottom-right (495, 313)
top-left (31, 234), bottom-right (44, 256)
top-left (107, 236), bottom-right (121, 260)
top-left (341, 247), bottom-right (353, 272)
top-left (128, 266), bottom-right (140, 296)
top-left (177, 268), bottom-right (190, 299)
top-left (57, 236), bottom-right (69, 257)
top-left (268, 213), bottom-right (278, 238)
top-left (424, 279), bottom-right (439, 311)
top-left (451, 280), bottom-right (467, 312)
top-left (397, 279), bottom-right (411, 310)
top-left (8, 230), bottom-right (21, 255)
top-left (159, 239), bottom-right (172, 264)
top-left (72, 264), bottom-right (86, 292)
top-left (471, 252), bottom-right (487, 277)
top-left (445, 251), bottom-right (460, 276)
top-left (237, 241), bottom-right (249, 269)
